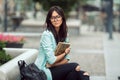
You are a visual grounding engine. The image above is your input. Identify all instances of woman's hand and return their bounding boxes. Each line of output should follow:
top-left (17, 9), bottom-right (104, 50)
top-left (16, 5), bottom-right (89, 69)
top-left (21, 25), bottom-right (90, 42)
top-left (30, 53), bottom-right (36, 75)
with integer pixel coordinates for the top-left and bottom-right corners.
top-left (46, 63), bottom-right (52, 68)
top-left (65, 47), bottom-right (71, 55)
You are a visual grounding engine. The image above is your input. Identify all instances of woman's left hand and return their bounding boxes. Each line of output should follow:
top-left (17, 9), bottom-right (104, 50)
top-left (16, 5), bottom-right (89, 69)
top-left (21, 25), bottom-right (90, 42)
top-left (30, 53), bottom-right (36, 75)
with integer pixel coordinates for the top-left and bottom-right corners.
top-left (65, 47), bottom-right (71, 54)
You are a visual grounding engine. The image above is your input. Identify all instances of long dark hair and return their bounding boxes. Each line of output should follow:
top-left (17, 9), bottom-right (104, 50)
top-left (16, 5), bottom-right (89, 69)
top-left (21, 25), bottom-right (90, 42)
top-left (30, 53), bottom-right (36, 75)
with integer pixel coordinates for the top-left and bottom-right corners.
top-left (45, 6), bottom-right (68, 44)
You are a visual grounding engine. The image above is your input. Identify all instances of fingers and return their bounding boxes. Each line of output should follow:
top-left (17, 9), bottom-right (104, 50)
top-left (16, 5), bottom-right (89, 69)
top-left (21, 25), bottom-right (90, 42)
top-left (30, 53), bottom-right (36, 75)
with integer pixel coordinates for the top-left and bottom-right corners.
top-left (65, 47), bottom-right (71, 54)
top-left (83, 72), bottom-right (89, 76)
top-left (75, 65), bottom-right (81, 71)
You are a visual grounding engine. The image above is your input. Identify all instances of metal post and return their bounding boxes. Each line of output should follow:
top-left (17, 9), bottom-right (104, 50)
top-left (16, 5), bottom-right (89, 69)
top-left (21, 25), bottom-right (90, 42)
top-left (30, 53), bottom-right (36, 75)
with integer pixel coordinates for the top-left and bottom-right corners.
top-left (119, 4), bottom-right (120, 32)
top-left (108, 0), bottom-right (113, 39)
top-left (104, 0), bottom-right (113, 39)
top-left (4, 0), bottom-right (8, 32)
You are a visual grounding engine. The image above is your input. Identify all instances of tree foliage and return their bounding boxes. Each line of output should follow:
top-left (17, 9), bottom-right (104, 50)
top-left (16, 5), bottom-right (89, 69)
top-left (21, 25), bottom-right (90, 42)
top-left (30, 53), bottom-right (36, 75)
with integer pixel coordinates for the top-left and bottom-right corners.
top-left (33, 0), bottom-right (80, 17)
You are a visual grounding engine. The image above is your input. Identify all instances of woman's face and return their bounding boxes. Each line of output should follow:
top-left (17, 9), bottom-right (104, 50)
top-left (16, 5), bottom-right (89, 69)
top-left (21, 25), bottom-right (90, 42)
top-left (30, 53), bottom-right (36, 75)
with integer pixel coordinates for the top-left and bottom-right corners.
top-left (50, 11), bottom-right (62, 28)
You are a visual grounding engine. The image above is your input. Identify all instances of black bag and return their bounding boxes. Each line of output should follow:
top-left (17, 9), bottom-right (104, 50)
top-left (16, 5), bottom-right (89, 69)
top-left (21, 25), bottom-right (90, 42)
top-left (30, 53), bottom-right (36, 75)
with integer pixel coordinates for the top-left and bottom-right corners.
top-left (18, 60), bottom-right (47, 80)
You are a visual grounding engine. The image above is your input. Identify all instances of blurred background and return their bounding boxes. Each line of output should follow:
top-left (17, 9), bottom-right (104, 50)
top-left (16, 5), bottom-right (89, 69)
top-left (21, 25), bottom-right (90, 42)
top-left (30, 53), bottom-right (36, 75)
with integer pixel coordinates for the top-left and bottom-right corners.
top-left (0, 0), bottom-right (120, 80)
top-left (0, 0), bottom-right (120, 33)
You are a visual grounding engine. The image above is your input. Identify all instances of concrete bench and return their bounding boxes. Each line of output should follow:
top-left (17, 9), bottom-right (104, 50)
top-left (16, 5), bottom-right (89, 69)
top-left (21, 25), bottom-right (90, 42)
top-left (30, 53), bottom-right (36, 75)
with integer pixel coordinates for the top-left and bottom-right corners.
top-left (0, 48), bottom-right (38, 80)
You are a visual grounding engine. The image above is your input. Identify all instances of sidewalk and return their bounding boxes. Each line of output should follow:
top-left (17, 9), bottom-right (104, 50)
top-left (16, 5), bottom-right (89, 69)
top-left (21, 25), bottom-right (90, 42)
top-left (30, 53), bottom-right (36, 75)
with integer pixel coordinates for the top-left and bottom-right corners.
top-left (69, 31), bottom-right (105, 80)
top-left (103, 32), bottom-right (120, 80)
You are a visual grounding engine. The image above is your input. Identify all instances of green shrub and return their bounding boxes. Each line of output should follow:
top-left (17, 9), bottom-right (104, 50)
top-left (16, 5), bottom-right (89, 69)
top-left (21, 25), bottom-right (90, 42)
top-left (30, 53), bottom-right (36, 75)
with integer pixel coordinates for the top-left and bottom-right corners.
top-left (0, 42), bottom-right (12, 66)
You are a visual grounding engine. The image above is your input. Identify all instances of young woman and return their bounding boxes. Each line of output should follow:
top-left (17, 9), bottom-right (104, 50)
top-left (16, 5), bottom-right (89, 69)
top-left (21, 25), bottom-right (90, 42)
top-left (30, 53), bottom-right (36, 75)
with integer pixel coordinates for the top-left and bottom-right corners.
top-left (35, 6), bottom-right (90, 80)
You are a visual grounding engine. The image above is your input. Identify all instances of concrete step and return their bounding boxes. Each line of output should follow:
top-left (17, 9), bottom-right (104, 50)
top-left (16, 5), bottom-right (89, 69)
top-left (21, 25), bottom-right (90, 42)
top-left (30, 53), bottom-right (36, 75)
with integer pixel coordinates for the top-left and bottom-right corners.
top-left (90, 76), bottom-right (106, 80)
top-left (15, 19), bottom-right (81, 36)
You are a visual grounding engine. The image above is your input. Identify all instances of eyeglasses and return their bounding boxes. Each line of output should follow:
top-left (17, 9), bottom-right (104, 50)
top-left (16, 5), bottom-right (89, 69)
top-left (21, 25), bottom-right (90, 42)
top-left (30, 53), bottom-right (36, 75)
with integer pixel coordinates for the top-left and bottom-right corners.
top-left (50, 15), bottom-right (62, 22)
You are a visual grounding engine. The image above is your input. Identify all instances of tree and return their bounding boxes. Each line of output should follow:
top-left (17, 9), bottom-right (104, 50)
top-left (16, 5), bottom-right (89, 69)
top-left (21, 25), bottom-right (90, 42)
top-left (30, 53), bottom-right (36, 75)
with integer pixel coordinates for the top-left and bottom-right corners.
top-left (33, 0), bottom-right (80, 18)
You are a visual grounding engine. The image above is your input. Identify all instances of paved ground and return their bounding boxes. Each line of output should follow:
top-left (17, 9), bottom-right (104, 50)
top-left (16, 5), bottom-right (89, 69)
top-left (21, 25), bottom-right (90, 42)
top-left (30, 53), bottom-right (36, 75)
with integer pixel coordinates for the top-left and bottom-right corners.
top-left (69, 32), bottom-right (105, 75)
top-left (103, 32), bottom-right (120, 80)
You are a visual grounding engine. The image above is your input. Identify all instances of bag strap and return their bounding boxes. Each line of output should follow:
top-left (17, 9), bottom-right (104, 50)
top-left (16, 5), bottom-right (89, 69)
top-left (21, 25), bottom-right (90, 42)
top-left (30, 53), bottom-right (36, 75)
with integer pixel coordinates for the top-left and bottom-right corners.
top-left (18, 60), bottom-right (26, 80)
top-left (18, 60), bottom-right (26, 69)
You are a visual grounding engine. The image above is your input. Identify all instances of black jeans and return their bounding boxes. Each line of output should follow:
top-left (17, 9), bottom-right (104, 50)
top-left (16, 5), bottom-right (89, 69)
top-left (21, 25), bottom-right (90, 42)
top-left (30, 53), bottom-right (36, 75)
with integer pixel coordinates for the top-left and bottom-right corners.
top-left (49, 63), bottom-right (89, 80)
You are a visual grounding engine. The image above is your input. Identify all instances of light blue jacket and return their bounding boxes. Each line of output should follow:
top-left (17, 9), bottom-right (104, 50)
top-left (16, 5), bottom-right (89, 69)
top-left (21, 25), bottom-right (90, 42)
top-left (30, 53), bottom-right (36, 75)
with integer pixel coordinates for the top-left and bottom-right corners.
top-left (35, 30), bottom-right (69, 80)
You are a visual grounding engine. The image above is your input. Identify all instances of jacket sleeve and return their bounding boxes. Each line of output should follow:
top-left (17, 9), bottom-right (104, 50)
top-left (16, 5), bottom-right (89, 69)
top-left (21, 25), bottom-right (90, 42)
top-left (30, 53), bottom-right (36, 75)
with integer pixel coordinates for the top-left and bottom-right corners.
top-left (65, 37), bottom-right (70, 60)
top-left (41, 32), bottom-right (57, 64)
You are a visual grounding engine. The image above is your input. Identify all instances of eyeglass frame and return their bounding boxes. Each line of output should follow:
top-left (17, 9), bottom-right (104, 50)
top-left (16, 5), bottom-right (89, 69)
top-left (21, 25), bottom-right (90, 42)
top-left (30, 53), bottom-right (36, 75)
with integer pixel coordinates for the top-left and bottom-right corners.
top-left (50, 15), bottom-right (62, 22)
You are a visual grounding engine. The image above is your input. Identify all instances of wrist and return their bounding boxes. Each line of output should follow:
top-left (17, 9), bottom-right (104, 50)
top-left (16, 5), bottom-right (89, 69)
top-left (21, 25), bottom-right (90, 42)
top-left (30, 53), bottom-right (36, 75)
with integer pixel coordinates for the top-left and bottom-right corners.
top-left (64, 52), bottom-right (67, 55)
